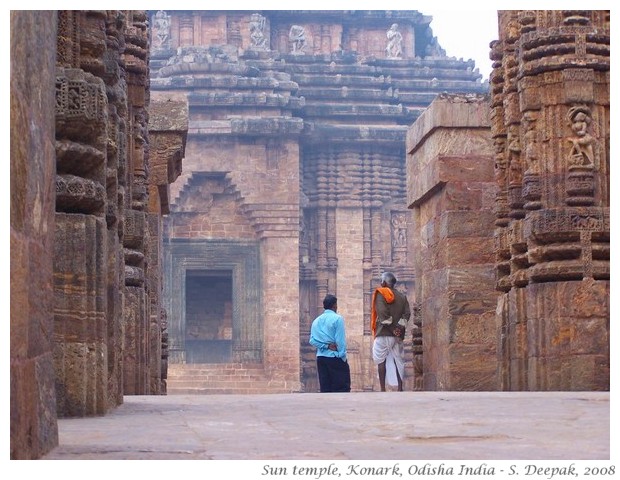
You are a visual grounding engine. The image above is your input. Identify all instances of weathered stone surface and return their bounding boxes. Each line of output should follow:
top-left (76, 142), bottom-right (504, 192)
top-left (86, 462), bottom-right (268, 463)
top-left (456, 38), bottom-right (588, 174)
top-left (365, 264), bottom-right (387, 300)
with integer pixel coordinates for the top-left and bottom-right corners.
top-left (408, 94), bottom-right (499, 391)
top-left (53, 213), bottom-right (108, 415)
top-left (10, 10), bottom-right (59, 459)
top-left (492, 10), bottom-right (610, 391)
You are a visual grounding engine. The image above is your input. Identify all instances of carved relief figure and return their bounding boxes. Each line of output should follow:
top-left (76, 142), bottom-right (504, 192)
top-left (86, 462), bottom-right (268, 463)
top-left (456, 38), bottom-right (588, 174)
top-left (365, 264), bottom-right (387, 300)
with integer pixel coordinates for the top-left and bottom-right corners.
top-left (507, 124), bottom-right (522, 185)
top-left (289, 25), bottom-right (306, 54)
top-left (249, 13), bottom-right (267, 49)
top-left (522, 111), bottom-right (540, 175)
top-left (494, 136), bottom-right (508, 186)
top-left (391, 213), bottom-right (407, 247)
top-left (386, 23), bottom-right (403, 59)
top-left (152, 10), bottom-right (171, 49)
top-left (567, 105), bottom-right (595, 169)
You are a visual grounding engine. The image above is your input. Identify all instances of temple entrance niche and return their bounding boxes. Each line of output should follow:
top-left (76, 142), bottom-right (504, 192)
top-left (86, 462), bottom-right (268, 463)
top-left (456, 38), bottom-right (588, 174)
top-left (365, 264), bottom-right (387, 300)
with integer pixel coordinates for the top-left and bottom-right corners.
top-left (164, 239), bottom-right (263, 365)
top-left (185, 269), bottom-right (233, 363)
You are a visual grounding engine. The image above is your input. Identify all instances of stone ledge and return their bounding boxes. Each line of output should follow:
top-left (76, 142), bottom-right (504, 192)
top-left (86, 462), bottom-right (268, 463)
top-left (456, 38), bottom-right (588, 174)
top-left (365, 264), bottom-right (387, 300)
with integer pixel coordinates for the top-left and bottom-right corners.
top-left (406, 93), bottom-right (491, 154)
top-left (302, 123), bottom-right (408, 142)
top-left (190, 117), bottom-right (304, 137)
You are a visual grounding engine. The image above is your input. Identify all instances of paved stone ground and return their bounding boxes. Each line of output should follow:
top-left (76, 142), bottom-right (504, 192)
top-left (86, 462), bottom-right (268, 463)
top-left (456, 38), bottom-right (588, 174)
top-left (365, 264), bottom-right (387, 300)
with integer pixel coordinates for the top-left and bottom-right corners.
top-left (37, 391), bottom-right (611, 465)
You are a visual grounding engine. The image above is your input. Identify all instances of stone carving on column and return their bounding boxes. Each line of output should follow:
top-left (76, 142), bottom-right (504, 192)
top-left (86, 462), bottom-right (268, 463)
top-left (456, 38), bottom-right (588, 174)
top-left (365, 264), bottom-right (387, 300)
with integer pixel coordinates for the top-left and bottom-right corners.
top-left (249, 13), bottom-right (268, 50)
top-left (506, 124), bottom-right (525, 218)
top-left (289, 24), bottom-right (306, 54)
top-left (522, 110), bottom-right (542, 210)
top-left (411, 302), bottom-right (423, 391)
top-left (523, 111), bottom-right (540, 175)
top-left (565, 104), bottom-right (596, 206)
top-left (566, 105), bottom-right (594, 168)
top-left (493, 136), bottom-right (510, 226)
top-left (386, 23), bottom-right (403, 59)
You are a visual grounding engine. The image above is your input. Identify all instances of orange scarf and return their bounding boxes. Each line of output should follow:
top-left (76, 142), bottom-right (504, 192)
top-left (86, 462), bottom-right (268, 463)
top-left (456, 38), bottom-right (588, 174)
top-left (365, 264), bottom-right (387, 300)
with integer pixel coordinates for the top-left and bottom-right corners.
top-left (371, 287), bottom-right (395, 337)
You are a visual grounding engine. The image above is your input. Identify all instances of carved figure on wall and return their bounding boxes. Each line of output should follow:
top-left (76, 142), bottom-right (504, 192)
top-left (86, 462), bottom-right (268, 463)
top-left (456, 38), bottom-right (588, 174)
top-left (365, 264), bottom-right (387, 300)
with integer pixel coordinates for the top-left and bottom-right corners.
top-left (391, 213), bottom-right (407, 247)
top-left (494, 136), bottom-right (508, 186)
top-left (507, 124), bottom-right (522, 185)
top-left (386, 23), bottom-right (403, 59)
top-left (289, 25), bottom-right (306, 54)
top-left (249, 13), bottom-right (267, 49)
top-left (152, 10), bottom-right (171, 49)
top-left (567, 105), bottom-right (595, 169)
top-left (523, 111), bottom-right (540, 175)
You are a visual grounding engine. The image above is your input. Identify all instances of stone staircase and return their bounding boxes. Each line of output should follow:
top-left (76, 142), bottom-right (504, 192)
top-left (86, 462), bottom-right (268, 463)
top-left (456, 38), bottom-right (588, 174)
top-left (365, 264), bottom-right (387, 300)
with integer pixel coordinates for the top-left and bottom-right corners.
top-left (166, 363), bottom-right (295, 395)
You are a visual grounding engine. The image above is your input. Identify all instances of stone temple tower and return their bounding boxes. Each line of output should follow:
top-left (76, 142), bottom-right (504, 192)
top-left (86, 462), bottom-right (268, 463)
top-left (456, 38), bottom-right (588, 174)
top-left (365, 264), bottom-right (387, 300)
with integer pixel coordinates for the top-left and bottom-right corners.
top-left (149, 10), bottom-right (487, 393)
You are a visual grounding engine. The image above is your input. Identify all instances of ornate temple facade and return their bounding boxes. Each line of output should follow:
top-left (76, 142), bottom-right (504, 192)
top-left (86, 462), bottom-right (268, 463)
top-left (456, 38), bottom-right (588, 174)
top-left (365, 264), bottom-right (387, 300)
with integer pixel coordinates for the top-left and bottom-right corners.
top-left (148, 10), bottom-right (487, 393)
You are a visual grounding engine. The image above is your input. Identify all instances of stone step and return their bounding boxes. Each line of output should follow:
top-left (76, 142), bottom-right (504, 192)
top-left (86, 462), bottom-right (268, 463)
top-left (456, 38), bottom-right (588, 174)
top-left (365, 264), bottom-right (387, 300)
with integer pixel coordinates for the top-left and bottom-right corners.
top-left (167, 386), bottom-right (289, 395)
top-left (166, 363), bottom-right (294, 394)
top-left (168, 363), bottom-right (265, 374)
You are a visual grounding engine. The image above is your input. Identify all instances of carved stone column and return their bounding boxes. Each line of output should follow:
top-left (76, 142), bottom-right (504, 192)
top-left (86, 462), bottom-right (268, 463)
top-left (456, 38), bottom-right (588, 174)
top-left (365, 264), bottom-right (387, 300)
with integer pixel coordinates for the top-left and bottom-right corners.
top-left (147, 93), bottom-right (188, 394)
top-left (54, 11), bottom-right (110, 417)
top-left (494, 10), bottom-right (610, 390)
top-left (122, 11), bottom-right (152, 395)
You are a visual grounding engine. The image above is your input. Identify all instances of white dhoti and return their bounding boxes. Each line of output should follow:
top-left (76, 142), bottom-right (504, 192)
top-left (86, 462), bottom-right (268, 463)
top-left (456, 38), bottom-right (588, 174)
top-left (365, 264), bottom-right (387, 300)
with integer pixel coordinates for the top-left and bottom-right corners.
top-left (372, 336), bottom-right (404, 386)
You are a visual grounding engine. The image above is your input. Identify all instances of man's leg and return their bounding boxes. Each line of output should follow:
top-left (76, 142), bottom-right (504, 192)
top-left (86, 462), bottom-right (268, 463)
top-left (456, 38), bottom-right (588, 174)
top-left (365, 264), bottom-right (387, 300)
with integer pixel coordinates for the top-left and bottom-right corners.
top-left (377, 361), bottom-right (386, 392)
top-left (394, 340), bottom-right (405, 391)
top-left (316, 357), bottom-right (333, 392)
top-left (331, 358), bottom-right (351, 392)
top-left (373, 337), bottom-right (388, 392)
top-left (395, 361), bottom-right (403, 391)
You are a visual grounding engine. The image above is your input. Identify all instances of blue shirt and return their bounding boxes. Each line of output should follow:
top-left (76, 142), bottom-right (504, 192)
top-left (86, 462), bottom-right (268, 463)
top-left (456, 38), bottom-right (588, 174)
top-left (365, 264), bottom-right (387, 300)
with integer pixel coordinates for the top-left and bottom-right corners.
top-left (309, 309), bottom-right (347, 361)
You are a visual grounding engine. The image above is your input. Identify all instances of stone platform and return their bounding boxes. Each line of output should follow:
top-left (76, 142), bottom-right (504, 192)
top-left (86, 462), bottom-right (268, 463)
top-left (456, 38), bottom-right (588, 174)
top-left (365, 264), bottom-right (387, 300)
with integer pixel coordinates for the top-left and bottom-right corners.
top-left (36, 391), bottom-right (611, 466)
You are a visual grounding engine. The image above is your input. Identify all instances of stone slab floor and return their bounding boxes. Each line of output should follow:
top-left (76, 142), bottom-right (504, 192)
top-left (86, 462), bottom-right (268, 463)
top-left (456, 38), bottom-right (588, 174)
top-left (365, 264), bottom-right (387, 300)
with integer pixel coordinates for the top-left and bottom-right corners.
top-left (35, 391), bottom-right (612, 464)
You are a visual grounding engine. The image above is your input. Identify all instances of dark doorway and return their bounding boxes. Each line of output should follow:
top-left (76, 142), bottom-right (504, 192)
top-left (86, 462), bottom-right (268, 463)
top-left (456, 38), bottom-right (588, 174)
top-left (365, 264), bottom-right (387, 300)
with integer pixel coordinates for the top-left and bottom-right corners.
top-left (185, 269), bottom-right (233, 363)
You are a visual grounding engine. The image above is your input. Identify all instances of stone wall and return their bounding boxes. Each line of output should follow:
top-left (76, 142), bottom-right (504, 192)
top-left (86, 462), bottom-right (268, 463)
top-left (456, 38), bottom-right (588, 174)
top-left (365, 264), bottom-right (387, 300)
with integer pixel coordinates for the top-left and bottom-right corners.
top-left (10, 10), bottom-right (59, 459)
top-left (11, 10), bottom-right (188, 459)
top-left (407, 93), bottom-right (498, 390)
top-left (491, 11), bottom-right (610, 390)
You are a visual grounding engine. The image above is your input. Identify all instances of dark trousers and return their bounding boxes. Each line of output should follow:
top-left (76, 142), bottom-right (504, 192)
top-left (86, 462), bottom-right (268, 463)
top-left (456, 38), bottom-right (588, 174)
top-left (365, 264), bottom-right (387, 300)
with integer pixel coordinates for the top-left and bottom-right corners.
top-left (316, 356), bottom-right (351, 392)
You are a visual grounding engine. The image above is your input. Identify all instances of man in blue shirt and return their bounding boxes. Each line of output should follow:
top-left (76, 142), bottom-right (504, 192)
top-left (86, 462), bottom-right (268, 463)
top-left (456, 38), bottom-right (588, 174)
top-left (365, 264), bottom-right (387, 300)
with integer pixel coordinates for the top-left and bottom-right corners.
top-left (309, 294), bottom-right (351, 392)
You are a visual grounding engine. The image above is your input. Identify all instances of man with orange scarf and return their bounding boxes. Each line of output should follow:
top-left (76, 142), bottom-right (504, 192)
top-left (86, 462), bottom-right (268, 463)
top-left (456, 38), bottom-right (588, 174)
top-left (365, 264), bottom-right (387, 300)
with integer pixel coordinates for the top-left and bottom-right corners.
top-left (371, 272), bottom-right (411, 391)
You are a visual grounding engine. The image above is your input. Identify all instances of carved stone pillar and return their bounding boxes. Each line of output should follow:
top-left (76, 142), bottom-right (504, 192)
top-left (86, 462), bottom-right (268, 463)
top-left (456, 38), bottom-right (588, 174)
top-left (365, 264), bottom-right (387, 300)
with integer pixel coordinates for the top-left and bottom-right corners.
top-left (494, 10), bottom-right (610, 390)
top-left (147, 93), bottom-right (188, 394)
top-left (54, 10), bottom-right (110, 417)
top-left (122, 11), bottom-right (152, 395)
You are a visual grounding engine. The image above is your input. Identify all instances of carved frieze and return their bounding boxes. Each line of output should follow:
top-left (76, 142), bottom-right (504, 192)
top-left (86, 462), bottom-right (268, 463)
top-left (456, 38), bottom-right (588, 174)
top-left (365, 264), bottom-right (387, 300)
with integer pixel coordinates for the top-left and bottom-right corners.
top-left (56, 69), bottom-right (107, 134)
top-left (249, 13), bottom-right (268, 50)
top-left (151, 10), bottom-right (171, 51)
top-left (289, 25), bottom-right (307, 54)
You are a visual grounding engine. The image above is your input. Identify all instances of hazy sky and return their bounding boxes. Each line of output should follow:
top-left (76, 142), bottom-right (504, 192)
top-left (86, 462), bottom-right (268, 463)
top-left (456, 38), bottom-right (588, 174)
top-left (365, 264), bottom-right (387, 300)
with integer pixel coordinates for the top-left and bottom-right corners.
top-left (425, 9), bottom-right (498, 81)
